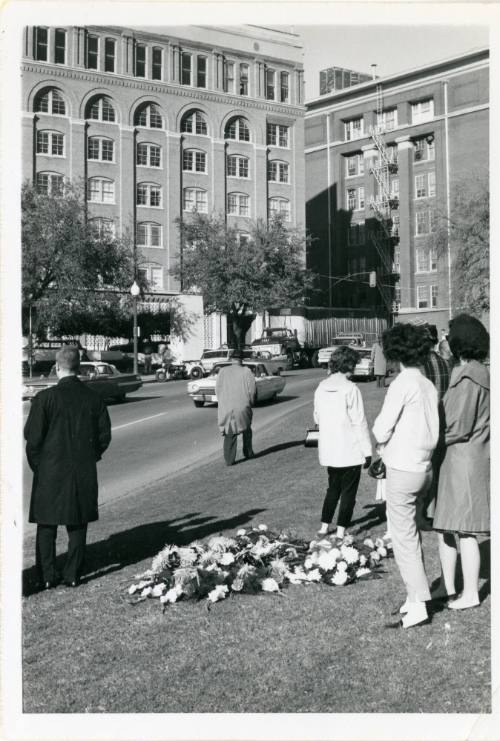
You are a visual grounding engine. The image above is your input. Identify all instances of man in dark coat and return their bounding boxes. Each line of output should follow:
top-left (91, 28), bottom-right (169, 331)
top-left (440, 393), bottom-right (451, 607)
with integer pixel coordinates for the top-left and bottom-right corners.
top-left (215, 350), bottom-right (257, 466)
top-left (24, 346), bottom-right (112, 589)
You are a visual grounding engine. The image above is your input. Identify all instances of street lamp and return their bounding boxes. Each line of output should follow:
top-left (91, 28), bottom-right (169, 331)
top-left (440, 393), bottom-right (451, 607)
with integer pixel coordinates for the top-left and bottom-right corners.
top-left (130, 280), bottom-right (141, 375)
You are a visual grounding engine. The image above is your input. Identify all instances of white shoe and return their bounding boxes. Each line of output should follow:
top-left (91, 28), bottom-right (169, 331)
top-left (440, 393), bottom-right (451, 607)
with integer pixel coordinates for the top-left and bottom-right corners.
top-left (401, 601), bottom-right (429, 629)
top-left (399, 598), bottom-right (410, 614)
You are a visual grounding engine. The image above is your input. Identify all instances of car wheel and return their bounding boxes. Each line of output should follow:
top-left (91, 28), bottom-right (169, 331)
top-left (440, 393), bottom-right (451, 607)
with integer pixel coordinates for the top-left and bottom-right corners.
top-left (117, 393), bottom-right (127, 403)
top-left (193, 400), bottom-right (204, 407)
top-left (156, 370), bottom-right (167, 382)
top-left (190, 367), bottom-right (203, 380)
top-left (285, 351), bottom-right (294, 370)
top-left (311, 351), bottom-right (320, 368)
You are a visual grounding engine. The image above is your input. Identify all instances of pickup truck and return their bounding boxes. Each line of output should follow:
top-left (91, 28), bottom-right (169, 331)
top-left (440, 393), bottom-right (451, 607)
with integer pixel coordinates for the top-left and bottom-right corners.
top-left (251, 327), bottom-right (309, 370)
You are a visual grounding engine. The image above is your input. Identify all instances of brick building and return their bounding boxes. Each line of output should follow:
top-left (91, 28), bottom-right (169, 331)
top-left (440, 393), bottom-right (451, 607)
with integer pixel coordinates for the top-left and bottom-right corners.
top-left (319, 66), bottom-right (372, 96)
top-left (305, 48), bottom-right (489, 329)
top-left (21, 24), bottom-right (305, 354)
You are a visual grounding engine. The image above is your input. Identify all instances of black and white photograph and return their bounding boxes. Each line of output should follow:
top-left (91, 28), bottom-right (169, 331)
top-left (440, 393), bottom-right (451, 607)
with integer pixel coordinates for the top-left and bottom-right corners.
top-left (0, 2), bottom-right (498, 739)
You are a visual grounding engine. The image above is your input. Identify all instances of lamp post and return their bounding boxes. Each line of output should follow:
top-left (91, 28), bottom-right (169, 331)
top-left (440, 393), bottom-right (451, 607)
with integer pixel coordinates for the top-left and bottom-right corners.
top-left (130, 280), bottom-right (140, 375)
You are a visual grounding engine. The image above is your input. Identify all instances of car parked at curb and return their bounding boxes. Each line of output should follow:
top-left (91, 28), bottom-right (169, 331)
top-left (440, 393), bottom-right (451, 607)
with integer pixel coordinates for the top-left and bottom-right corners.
top-left (184, 347), bottom-right (284, 379)
top-left (23, 362), bottom-right (143, 402)
top-left (187, 361), bottom-right (286, 407)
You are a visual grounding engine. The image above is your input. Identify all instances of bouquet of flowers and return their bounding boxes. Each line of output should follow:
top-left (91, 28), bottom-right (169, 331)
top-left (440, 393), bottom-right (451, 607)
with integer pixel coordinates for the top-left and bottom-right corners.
top-left (127, 526), bottom-right (393, 610)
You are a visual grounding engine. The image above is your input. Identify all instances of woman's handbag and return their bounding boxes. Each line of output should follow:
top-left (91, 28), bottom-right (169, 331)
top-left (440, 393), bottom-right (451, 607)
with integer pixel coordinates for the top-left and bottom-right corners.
top-left (368, 457), bottom-right (386, 479)
top-left (304, 426), bottom-right (319, 447)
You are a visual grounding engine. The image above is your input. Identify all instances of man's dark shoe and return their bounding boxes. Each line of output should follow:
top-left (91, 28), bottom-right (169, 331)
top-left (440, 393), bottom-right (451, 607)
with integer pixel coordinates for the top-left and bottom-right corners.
top-left (244, 451), bottom-right (255, 459)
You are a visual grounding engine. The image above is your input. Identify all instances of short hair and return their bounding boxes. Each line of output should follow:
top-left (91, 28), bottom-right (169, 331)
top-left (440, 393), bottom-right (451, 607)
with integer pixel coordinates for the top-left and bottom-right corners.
top-left (448, 314), bottom-right (489, 361)
top-left (329, 345), bottom-right (359, 374)
top-left (382, 323), bottom-right (433, 367)
top-left (423, 323), bottom-right (438, 345)
top-left (232, 349), bottom-right (243, 360)
top-left (56, 345), bottom-right (80, 372)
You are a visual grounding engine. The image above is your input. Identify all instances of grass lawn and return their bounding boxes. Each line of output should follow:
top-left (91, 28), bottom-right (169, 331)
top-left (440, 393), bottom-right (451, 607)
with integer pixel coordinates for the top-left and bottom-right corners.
top-left (22, 381), bottom-right (491, 713)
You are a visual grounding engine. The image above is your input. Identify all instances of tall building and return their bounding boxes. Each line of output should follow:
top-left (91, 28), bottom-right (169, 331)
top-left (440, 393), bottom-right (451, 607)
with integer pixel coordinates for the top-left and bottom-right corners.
top-left (305, 48), bottom-right (489, 329)
top-left (319, 66), bottom-right (372, 96)
top-left (21, 25), bottom-right (305, 353)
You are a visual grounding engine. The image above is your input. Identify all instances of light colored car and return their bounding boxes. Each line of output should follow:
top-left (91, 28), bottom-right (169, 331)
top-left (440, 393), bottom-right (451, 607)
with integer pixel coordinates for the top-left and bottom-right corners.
top-left (317, 334), bottom-right (365, 368)
top-left (351, 347), bottom-right (375, 381)
top-left (23, 362), bottom-right (143, 402)
top-left (187, 361), bottom-right (286, 407)
top-left (184, 347), bottom-right (284, 379)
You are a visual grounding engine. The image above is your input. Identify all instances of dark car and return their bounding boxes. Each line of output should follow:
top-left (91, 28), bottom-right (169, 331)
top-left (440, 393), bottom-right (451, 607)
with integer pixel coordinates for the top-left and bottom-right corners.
top-left (23, 362), bottom-right (143, 402)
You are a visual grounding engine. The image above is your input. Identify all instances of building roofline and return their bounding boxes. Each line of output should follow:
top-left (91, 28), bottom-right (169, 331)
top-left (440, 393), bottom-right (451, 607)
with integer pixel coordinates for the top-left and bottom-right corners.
top-left (306, 45), bottom-right (489, 108)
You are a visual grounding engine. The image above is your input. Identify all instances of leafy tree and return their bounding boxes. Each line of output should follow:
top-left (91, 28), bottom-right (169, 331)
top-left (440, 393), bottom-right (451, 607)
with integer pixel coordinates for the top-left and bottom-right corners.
top-left (174, 212), bottom-right (314, 348)
top-left (426, 174), bottom-right (489, 317)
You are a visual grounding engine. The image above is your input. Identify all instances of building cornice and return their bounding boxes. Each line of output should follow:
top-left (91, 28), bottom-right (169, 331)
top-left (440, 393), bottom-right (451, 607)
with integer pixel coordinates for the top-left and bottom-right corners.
top-left (22, 62), bottom-right (306, 118)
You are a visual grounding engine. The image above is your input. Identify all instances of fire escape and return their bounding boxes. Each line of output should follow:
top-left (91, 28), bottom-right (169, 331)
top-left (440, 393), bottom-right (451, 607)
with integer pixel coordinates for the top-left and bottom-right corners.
top-left (368, 84), bottom-right (400, 315)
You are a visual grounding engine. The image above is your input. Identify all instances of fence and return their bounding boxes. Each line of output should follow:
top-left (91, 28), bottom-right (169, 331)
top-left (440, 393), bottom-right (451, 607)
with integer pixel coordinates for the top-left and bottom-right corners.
top-left (303, 316), bottom-right (388, 348)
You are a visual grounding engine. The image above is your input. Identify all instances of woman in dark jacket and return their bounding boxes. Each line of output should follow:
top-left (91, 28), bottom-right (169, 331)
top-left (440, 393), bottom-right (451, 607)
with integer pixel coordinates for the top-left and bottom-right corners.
top-left (432, 315), bottom-right (490, 610)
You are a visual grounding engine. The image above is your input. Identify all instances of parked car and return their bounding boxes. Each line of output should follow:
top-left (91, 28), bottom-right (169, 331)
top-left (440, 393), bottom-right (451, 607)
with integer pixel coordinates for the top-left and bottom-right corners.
top-left (187, 361), bottom-right (286, 407)
top-left (351, 347), bottom-right (375, 381)
top-left (184, 347), bottom-right (284, 380)
top-left (22, 362), bottom-right (143, 402)
top-left (317, 333), bottom-right (366, 368)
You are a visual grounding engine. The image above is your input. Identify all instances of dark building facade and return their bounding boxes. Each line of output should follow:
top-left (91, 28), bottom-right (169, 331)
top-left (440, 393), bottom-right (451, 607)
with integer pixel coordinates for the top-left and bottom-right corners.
top-left (319, 66), bottom-right (372, 96)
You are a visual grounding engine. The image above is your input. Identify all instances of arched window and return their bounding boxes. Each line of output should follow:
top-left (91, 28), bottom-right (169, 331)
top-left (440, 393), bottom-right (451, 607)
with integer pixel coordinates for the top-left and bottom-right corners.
top-left (227, 192), bottom-right (250, 217)
top-left (226, 154), bottom-right (249, 178)
top-left (87, 136), bottom-right (114, 162)
top-left (86, 96), bottom-right (116, 123)
top-left (89, 218), bottom-right (115, 238)
top-left (34, 88), bottom-right (66, 116)
top-left (36, 130), bottom-right (64, 157)
top-left (137, 143), bottom-right (161, 168)
top-left (183, 188), bottom-right (208, 213)
top-left (36, 172), bottom-right (63, 195)
top-left (137, 183), bottom-right (162, 208)
top-left (225, 117), bottom-right (250, 142)
top-left (137, 222), bottom-right (162, 248)
top-left (183, 149), bottom-right (207, 173)
top-left (268, 160), bottom-right (289, 184)
top-left (180, 110), bottom-right (208, 136)
top-left (134, 103), bottom-right (163, 129)
top-left (88, 177), bottom-right (115, 204)
top-left (268, 197), bottom-right (290, 221)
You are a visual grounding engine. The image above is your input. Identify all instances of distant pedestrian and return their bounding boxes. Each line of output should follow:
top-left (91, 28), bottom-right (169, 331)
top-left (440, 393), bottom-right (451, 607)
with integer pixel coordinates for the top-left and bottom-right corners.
top-left (438, 329), bottom-right (453, 362)
top-left (24, 346), bottom-right (112, 589)
top-left (371, 336), bottom-right (387, 388)
top-left (432, 314), bottom-right (490, 611)
top-left (215, 350), bottom-right (257, 466)
top-left (314, 346), bottom-right (372, 541)
top-left (143, 342), bottom-right (153, 374)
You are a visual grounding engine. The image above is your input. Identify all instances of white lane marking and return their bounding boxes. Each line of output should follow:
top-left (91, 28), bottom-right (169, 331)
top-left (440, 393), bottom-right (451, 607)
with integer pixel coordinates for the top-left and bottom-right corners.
top-left (112, 412), bottom-right (167, 431)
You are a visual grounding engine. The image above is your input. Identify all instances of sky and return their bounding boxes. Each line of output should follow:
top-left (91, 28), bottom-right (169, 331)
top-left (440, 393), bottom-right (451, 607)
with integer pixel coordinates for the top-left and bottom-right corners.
top-left (296, 25), bottom-right (489, 100)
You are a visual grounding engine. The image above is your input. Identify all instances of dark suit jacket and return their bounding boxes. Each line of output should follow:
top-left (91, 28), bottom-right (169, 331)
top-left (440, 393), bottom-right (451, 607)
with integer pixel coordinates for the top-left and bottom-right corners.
top-left (25, 375), bottom-right (111, 525)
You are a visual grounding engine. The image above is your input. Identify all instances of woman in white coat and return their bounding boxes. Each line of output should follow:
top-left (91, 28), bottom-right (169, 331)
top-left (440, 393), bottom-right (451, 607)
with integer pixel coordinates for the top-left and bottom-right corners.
top-left (314, 346), bottom-right (372, 541)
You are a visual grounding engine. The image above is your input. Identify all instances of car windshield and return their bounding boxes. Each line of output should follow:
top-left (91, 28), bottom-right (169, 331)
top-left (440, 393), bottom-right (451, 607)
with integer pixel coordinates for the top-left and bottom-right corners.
top-left (210, 364), bottom-right (230, 376)
top-left (357, 348), bottom-right (371, 358)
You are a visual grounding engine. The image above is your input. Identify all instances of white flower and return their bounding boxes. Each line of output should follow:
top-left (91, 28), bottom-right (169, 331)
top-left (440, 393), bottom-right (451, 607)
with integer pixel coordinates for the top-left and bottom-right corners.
top-left (306, 569), bottom-right (322, 582)
top-left (304, 556), bottom-right (314, 570)
top-left (330, 547), bottom-right (342, 561)
top-left (237, 529), bottom-right (246, 536)
top-left (160, 586), bottom-right (182, 604)
top-left (317, 538), bottom-right (332, 548)
top-left (377, 546), bottom-right (388, 558)
top-left (207, 584), bottom-right (229, 603)
top-left (356, 567), bottom-right (371, 578)
top-left (128, 584), bottom-right (138, 595)
top-left (336, 560), bottom-right (348, 572)
top-left (219, 552), bottom-right (235, 565)
top-left (331, 570), bottom-right (348, 586)
top-left (341, 545), bottom-right (359, 565)
top-left (364, 538), bottom-right (375, 549)
top-left (140, 586), bottom-right (152, 597)
top-left (178, 547), bottom-right (198, 567)
top-left (317, 550), bottom-right (338, 572)
top-left (370, 550), bottom-right (381, 563)
top-left (342, 534), bottom-right (354, 546)
top-left (152, 583), bottom-right (165, 597)
top-left (258, 524), bottom-right (268, 531)
top-left (359, 555), bottom-right (367, 566)
top-left (261, 578), bottom-right (280, 592)
top-left (375, 537), bottom-right (384, 549)
top-left (137, 579), bottom-right (152, 590)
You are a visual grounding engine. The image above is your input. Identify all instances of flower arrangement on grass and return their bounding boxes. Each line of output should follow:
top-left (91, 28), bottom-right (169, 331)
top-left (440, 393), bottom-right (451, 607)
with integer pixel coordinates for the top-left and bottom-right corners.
top-left (127, 526), bottom-right (393, 609)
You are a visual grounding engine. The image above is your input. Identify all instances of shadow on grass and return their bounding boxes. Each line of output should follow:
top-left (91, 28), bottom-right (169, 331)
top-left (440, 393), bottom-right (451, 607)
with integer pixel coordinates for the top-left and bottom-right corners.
top-left (22, 507), bottom-right (266, 597)
top-left (253, 440), bottom-right (305, 459)
top-left (351, 503), bottom-right (387, 534)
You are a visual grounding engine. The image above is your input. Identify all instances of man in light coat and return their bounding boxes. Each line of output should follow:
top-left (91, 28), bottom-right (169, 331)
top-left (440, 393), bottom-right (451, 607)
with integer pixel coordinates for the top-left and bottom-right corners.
top-left (215, 350), bottom-right (257, 466)
top-left (371, 336), bottom-right (387, 388)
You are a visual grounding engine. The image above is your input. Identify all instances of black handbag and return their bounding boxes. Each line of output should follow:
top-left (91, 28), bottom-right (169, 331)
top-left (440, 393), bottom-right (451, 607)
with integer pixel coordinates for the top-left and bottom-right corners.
top-left (368, 457), bottom-right (386, 479)
top-left (304, 426), bottom-right (319, 447)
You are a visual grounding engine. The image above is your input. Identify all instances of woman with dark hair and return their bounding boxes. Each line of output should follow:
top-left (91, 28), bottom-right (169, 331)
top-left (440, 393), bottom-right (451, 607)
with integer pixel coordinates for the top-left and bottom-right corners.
top-left (432, 314), bottom-right (490, 610)
top-left (314, 346), bottom-right (372, 541)
top-left (372, 324), bottom-right (439, 628)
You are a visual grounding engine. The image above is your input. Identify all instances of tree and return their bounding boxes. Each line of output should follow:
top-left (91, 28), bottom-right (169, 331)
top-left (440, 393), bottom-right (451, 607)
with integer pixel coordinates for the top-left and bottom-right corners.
top-left (174, 213), bottom-right (315, 348)
top-left (426, 174), bottom-right (489, 318)
top-left (22, 180), bottom-right (141, 338)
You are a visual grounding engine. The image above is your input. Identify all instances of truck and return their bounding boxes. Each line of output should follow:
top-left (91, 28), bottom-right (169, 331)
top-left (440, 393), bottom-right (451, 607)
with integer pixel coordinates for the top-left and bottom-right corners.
top-left (250, 327), bottom-right (312, 370)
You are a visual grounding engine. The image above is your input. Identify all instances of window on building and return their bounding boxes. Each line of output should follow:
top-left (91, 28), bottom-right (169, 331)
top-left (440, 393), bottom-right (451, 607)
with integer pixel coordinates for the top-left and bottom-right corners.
top-left (88, 177), bottom-right (115, 204)
top-left (268, 160), bottom-right (289, 183)
top-left (36, 130), bottom-right (64, 156)
top-left (345, 153), bottom-right (364, 177)
top-left (393, 246), bottom-right (401, 273)
top-left (415, 210), bottom-right (432, 236)
top-left (220, 60), bottom-right (235, 95)
top-left (417, 285), bottom-right (429, 309)
top-left (134, 103), bottom-right (163, 129)
top-left (89, 217), bottom-right (115, 239)
top-left (54, 29), bottom-right (66, 64)
top-left (87, 96), bottom-right (116, 122)
top-left (34, 88), bottom-right (66, 115)
top-left (137, 142), bottom-right (161, 168)
top-left (394, 283), bottom-right (401, 310)
top-left (181, 52), bottom-right (192, 85)
top-left (226, 117), bottom-right (250, 142)
top-left (139, 264), bottom-right (163, 291)
top-left (197, 56), bottom-right (207, 88)
top-left (87, 136), bottom-right (114, 162)
top-left (267, 123), bottom-right (289, 147)
top-left (390, 178), bottom-right (399, 199)
top-left (151, 47), bottom-right (162, 80)
top-left (413, 137), bottom-right (435, 162)
top-left (36, 171), bottom-right (63, 195)
top-left (137, 183), bottom-right (162, 208)
top-left (268, 197), bottom-right (290, 221)
top-left (227, 155), bottom-right (249, 178)
top-left (387, 144), bottom-right (398, 165)
top-left (240, 64), bottom-right (249, 95)
top-left (227, 192), bottom-right (250, 217)
top-left (34, 27), bottom-right (48, 61)
top-left (344, 117), bottom-right (364, 141)
top-left (347, 186), bottom-right (364, 210)
top-left (104, 38), bottom-right (116, 73)
top-left (265, 68), bottom-right (275, 100)
top-left (391, 213), bottom-right (400, 238)
top-left (183, 149), bottom-right (207, 173)
top-left (416, 247), bottom-right (429, 273)
top-left (238, 232), bottom-right (251, 246)
top-left (376, 108), bottom-right (398, 131)
top-left (280, 71), bottom-right (289, 103)
top-left (183, 188), bottom-right (208, 213)
top-left (86, 34), bottom-right (98, 70)
top-left (430, 247), bottom-right (438, 272)
top-left (411, 99), bottom-right (434, 124)
top-left (181, 110), bottom-right (208, 135)
top-left (137, 222), bottom-right (162, 248)
top-left (135, 43), bottom-right (146, 78)
top-left (431, 284), bottom-right (438, 308)
top-left (428, 171), bottom-right (436, 197)
top-left (415, 173), bottom-right (427, 199)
